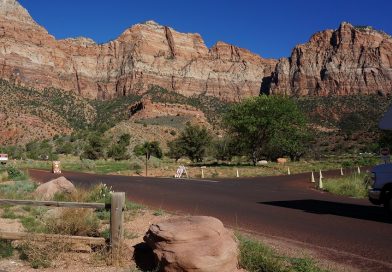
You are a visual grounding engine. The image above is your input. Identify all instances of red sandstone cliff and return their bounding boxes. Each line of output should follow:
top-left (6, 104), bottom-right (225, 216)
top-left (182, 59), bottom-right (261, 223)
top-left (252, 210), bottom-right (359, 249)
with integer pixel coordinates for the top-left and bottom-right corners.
top-left (267, 22), bottom-right (392, 96)
top-left (1, 1), bottom-right (391, 101)
top-left (0, 0), bottom-right (276, 102)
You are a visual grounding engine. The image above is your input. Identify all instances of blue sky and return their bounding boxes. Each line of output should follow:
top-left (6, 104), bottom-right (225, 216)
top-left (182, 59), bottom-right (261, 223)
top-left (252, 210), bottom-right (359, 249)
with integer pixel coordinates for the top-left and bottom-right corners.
top-left (19, 0), bottom-right (392, 59)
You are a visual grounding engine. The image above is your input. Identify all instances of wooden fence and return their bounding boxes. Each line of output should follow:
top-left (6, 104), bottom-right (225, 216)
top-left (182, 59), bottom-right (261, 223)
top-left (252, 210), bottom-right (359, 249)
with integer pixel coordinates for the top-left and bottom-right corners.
top-left (0, 192), bottom-right (125, 264)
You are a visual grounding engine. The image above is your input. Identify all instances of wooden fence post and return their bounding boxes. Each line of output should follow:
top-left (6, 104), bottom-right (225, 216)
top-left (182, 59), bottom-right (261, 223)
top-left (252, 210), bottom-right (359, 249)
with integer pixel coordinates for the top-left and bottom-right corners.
top-left (110, 192), bottom-right (125, 265)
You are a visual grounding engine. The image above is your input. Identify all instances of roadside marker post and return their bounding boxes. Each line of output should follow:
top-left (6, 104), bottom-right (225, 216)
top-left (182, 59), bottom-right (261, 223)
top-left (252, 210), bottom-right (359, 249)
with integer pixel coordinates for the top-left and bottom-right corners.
top-left (340, 167), bottom-right (344, 176)
top-left (311, 171), bottom-right (315, 183)
top-left (319, 176), bottom-right (323, 189)
top-left (236, 169), bottom-right (239, 178)
top-left (201, 166), bottom-right (206, 179)
top-left (319, 170), bottom-right (323, 189)
top-left (287, 167), bottom-right (291, 175)
top-left (357, 166), bottom-right (361, 174)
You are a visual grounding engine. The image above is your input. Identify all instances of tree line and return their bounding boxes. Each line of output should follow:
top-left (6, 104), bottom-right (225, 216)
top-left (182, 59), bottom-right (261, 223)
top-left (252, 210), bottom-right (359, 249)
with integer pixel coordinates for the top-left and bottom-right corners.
top-left (1, 95), bottom-right (311, 164)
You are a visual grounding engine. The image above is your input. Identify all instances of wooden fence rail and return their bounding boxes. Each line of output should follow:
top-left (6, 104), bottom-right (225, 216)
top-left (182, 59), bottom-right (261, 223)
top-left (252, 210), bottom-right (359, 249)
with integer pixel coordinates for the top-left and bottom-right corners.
top-left (0, 192), bottom-right (125, 264)
top-left (0, 199), bottom-right (106, 209)
top-left (0, 231), bottom-right (106, 245)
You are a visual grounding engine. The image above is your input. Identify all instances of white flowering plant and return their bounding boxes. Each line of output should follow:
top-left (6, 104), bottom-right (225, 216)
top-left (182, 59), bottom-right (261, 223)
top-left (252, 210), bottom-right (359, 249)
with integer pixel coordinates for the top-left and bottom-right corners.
top-left (88, 183), bottom-right (114, 203)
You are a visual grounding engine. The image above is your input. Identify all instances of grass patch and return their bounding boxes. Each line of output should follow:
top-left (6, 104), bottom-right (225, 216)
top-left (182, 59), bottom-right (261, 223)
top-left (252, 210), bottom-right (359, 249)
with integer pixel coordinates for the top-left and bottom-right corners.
top-left (1, 207), bottom-right (18, 219)
top-left (153, 209), bottom-right (164, 216)
top-left (0, 180), bottom-right (37, 199)
top-left (236, 233), bottom-right (328, 272)
top-left (0, 240), bottom-right (13, 258)
top-left (20, 216), bottom-right (46, 233)
top-left (323, 173), bottom-right (368, 198)
top-left (126, 200), bottom-right (145, 216)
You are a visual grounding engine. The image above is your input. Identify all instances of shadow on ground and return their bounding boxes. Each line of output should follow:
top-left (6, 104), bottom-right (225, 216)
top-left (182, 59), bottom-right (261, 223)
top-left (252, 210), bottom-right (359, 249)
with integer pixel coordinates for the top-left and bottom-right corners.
top-left (259, 199), bottom-right (392, 224)
top-left (133, 242), bottom-right (158, 271)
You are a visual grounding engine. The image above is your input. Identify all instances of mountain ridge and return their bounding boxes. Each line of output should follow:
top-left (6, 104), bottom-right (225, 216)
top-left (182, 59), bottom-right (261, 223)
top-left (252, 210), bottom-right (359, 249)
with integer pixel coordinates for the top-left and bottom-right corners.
top-left (0, 0), bottom-right (391, 101)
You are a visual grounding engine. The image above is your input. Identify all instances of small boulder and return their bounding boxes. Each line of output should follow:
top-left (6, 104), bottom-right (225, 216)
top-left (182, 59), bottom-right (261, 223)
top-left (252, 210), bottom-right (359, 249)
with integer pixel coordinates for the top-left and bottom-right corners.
top-left (277, 158), bottom-right (287, 164)
top-left (144, 216), bottom-right (239, 272)
top-left (257, 160), bottom-right (268, 165)
top-left (35, 176), bottom-right (76, 200)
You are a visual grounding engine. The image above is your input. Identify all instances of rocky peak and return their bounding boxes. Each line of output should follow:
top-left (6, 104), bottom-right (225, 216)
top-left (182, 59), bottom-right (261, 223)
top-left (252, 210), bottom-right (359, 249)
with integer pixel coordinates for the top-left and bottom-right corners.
top-left (61, 37), bottom-right (96, 47)
top-left (0, 0), bottom-right (37, 25)
top-left (268, 22), bottom-right (392, 96)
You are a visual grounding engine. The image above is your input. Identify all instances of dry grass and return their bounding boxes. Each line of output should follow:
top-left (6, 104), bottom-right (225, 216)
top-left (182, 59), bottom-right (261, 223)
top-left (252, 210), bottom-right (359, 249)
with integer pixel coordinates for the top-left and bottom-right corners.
top-left (44, 208), bottom-right (100, 236)
top-left (18, 239), bottom-right (72, 269)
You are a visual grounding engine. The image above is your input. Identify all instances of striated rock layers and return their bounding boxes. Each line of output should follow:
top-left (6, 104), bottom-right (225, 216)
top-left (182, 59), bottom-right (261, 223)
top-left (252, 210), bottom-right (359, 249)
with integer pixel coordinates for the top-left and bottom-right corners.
top-left (267, 22), bottom-right (392, 96)
top-left (0, 0), bottom-right (276, 102)
top-left (1, 1), bottom-right (391, 101)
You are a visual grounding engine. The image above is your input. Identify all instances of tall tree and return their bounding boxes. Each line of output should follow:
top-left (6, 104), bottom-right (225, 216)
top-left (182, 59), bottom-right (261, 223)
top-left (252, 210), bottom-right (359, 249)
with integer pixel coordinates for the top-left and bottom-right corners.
top-left (224, 95), bottom-right (309, 164)
top-left (170, 123), bottom-right (212, 163)
top-left (108, 133), bottom-right (131, 160)
top-left (134, 141), bottom-right (162, 176)
top-left (167, 139), bottom-right (185, 162)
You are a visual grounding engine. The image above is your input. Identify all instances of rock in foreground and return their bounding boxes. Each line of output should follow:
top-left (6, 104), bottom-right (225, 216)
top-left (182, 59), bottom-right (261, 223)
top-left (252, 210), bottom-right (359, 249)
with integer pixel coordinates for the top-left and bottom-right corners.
top-left (144, 216), bottom-right (239, 272)
top-left (34, 176), bottom-right (76, 200)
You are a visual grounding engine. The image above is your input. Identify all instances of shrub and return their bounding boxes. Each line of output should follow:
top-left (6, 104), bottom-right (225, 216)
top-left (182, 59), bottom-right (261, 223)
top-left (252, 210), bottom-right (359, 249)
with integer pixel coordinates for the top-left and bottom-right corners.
top-left (6, 166), bottom-right (27, 181)
top-left (19, 240), bottom-right (71, 269)
top-left (129, 162), bottom-right (142, 171)
top-left (0, 180), bottom-right (37, 199)
top-left (1, 207), bottom-right (17, 219)
top-left (87, 183), bottom-right (113, 203)
top-left (0, 240), bottom-right (13, 258)
top-left (44, 208), bottom-right (99, 237)
top-left (21, 216), bottom-right (46, 233)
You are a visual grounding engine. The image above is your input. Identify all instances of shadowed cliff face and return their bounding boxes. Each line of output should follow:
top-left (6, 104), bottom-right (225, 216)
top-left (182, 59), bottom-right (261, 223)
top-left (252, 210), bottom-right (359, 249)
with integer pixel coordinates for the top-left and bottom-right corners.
top-left (0, 0), bottom-right (277, 101)
top-left (268, 22), bottom-right (392, 96)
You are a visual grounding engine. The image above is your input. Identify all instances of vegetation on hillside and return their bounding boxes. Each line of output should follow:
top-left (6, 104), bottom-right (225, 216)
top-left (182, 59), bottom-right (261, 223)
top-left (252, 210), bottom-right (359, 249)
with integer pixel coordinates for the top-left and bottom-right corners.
top-left (1, 78), bottom-right (392, 167)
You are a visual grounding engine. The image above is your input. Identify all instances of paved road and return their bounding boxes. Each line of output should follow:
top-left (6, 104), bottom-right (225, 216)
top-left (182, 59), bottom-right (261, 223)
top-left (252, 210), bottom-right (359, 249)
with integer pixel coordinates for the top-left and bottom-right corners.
top-left (29, 169), bottom-right (392, 271)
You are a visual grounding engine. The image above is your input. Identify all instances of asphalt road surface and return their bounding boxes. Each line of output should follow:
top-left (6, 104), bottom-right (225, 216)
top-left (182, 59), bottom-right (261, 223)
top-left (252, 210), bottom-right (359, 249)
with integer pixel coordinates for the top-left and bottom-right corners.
top-left (29, 169), bottom-right (392, 271)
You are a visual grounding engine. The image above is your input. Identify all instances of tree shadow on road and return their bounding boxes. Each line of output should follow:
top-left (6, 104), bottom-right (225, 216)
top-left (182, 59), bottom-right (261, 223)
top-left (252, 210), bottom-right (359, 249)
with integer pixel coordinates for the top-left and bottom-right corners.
top-left (259, 199), bottom-right (392, 224)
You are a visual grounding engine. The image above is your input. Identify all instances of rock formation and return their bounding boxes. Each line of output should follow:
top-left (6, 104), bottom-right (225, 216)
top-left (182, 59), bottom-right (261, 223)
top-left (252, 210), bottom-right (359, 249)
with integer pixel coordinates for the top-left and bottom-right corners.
top-left (35, 176), bottom-right (76, 200)
top-left (267, 22), bottom-right (392, 96)
top-left (144, 216), bottom-right (240, 272)
top-left (0, 0), bottom-right (276, 102)
top-left (1, 1), bottom-right (391, 100)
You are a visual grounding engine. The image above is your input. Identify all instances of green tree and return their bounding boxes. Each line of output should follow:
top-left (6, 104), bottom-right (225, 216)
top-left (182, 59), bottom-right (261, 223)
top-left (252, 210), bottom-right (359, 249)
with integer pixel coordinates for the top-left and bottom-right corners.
top-left (81, 133), bottom-right (107, 160)
top-left (108, 133), bottom-right (131, 160)
top-left (212, 136), bottom-right (237, 162)
top-left (134, 141), bottom-right (162, 176)
top-left (167, 139), bottom-right (185, 162)
top-left (172, 123), bottom-right (212, 162)
top-left (338, 112), bottom-right (366, 139)
top-left (224, 95), bottom-right (309, 164)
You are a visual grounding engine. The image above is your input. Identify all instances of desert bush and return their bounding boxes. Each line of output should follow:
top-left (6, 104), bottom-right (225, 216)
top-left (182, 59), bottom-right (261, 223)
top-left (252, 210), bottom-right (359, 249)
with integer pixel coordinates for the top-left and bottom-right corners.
top-left (0, 170), bottom-right (8, 182)
top-left (19, 240), bottom-right (71, 268)
top-left (0, 239), bottom-right (13, 258)
top-left (1, 207), bottom-right (18, 219)
top-left (44, 208), bottom-right (99, 237)
top-left (6, 166), bottom-right (27, 181)
top-left (0, 180), bottom-right (37, 199)
top-left (87, 183), bottom-right (113, 203)
top-left (129, 162), bottom-right (142, 171)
